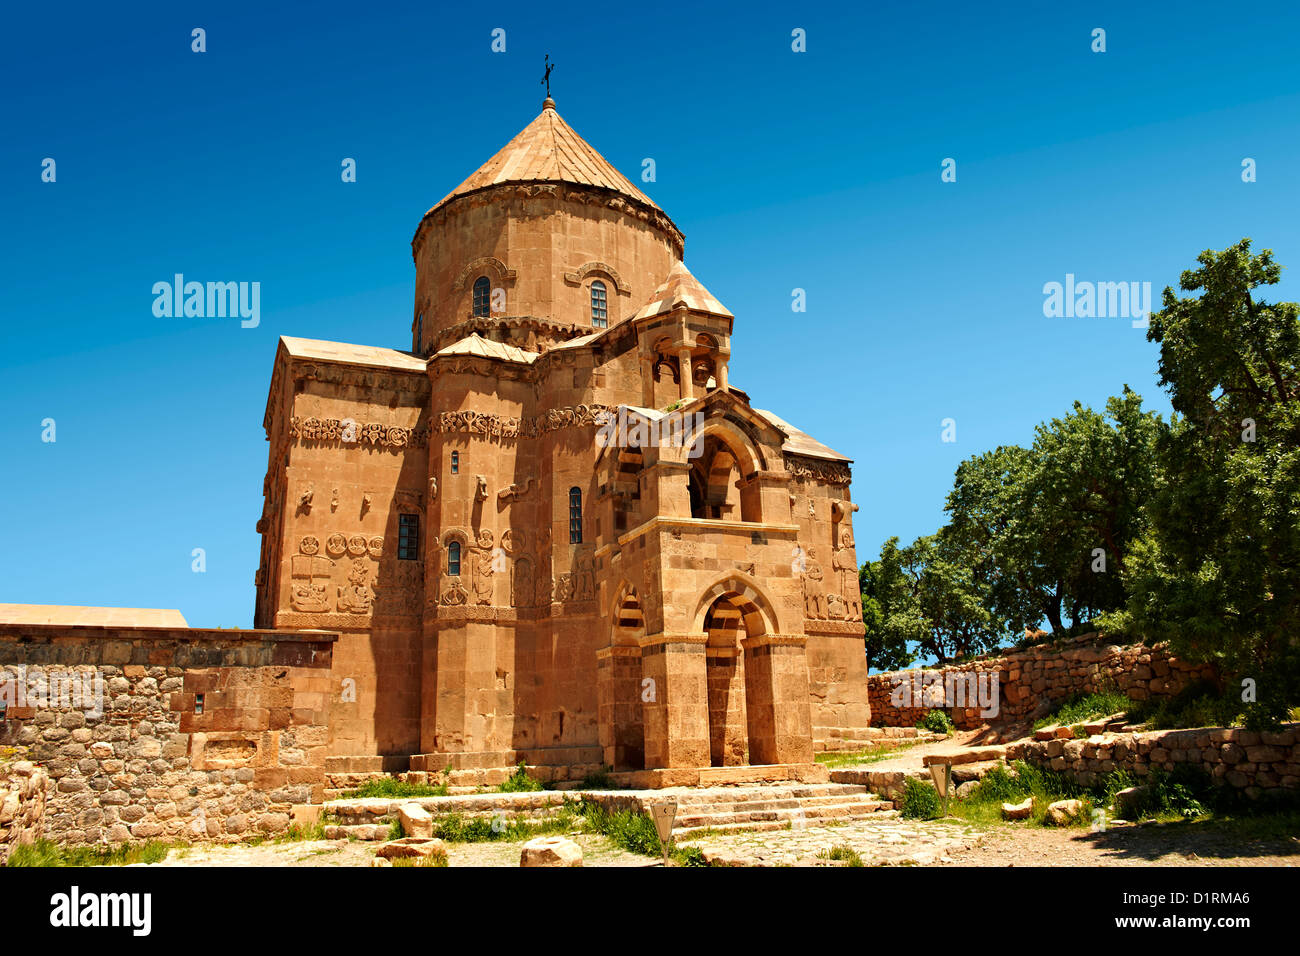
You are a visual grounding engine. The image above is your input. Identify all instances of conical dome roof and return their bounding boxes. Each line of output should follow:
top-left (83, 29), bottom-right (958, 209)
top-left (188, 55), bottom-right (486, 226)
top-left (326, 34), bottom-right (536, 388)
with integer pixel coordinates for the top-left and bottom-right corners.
top-left (427, 99), bottom-right (664, 216)
top-left (633, 261), bottom-right (733, 320)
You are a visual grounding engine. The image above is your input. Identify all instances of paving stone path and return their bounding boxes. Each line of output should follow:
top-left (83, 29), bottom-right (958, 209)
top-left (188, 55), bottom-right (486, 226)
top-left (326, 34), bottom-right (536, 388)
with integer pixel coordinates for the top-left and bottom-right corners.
top-left (683, 817), bottom-right (984, 867)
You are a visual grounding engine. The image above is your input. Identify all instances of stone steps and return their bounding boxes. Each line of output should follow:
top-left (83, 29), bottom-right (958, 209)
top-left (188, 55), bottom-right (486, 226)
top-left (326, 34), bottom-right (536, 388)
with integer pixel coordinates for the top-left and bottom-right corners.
top-left (673, 799), bottom-right (893, 831)
top-left (322, 781), bottom-right (897, 840)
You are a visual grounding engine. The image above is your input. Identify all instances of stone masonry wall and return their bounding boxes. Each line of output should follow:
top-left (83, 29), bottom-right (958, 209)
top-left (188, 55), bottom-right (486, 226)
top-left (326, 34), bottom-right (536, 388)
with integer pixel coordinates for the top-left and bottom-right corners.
top-left (1007, 724), bottom-right (1300, 798)
top-left (0, 748), bottom-right (49, 862)
top-left (0, 625), bottom-right (336, 845)
top-left (867, 633), bottom-right (1218, 729)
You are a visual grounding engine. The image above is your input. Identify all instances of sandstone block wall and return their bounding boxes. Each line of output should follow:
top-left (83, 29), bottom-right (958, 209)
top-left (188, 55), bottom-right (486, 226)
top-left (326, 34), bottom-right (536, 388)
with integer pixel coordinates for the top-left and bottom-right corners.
top-left (1007, 724), bottom-right (1300, 799)
top-left (0, 625), bottom-right (336, 845)
top-left (867, 634), bottom-right (1218, 728)
top-left (0, 750), bottom-right (49, 862)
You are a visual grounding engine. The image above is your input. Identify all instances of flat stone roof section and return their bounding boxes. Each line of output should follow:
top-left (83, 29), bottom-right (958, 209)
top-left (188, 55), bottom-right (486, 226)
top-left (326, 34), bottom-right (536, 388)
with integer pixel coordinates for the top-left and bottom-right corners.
top-left (0, 604), bottom-right (189, 627)
top-left (280, 336), bottom-right (428, 373)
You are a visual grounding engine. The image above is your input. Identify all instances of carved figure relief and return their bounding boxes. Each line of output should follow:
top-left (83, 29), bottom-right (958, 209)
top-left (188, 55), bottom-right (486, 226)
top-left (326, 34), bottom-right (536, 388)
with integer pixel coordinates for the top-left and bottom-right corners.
top-left (801, 549), bottom-right (827, 619)
top-left (367, 536), bottom-right (384, 558)
top-left (473, 549), bottom-right (495, 605)
top-left (535, 572), bottom-right (553, 606)
top-left (497, 478), bottom-right (536, 503)
top-left (428, 476), bottom-right (438, 502)
top-left (337, 559), bottom-right (375, 614)
top-left (299, 485), bottom-right (314, 512)
top-left (326, 533), bottom-right (347, 557)
top-left (475, 475), bottom-right (489, 501)
top-left (299, 536), bottom-right (320, 555)
top-left (347, 534), bottom-right (368, 556)
top-left (501, 529), bottom-right (523, 554)
top-left (476, 528), bottom-right (494, 550)
top-left (291, 580), bottom-right (330, 612)
top-left (512, 557), bottom-right (533, 607)
top-left (571, 550), bottom-right (596, 602)
top-left (440, 576), bottom-right (469, 606)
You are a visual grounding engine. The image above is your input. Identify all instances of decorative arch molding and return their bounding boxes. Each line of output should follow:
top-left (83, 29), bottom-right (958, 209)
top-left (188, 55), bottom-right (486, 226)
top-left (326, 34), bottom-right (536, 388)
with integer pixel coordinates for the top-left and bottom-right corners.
top-left (688, 416), bottom-right (767, 478)
top-left (454, 257), bottom-right (517, 291)
top-left (563, 261), bottom-right (632, 297)
top-left (689, 571), bottom-right (780, 638)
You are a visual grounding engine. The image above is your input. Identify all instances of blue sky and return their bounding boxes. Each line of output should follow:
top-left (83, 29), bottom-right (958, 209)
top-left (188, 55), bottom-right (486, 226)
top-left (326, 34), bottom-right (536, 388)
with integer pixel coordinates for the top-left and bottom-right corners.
top-left (3, 1), bottom-right (1298, 627)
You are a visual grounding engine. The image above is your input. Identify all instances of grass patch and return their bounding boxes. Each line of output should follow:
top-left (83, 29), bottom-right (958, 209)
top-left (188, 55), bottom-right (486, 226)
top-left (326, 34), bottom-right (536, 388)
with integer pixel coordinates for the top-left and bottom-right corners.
top-left (946, 761), bottom-right (1092, 827)
top-left (272, 822), bottom-right (328, 844)
top-left (391, 853), bottom-right (450, 867)
top-left (1032, 688), bottom-right (1131, 731)
top-left (899, 778), bottom-right (943, 820)
top-left (815, 739), bottom-right (924, 769)
top-left (1129, 681), bottom-right (1246, 731)
top-left (576, 798), bottom-right (704, 866)
top-left (581, 766), bottom-right (618, 789)
top-left (916, 710), bottom-right (955, 734)
top-left (340, 778), bottom-right (449, 799)
top-left (498, 761), bottom-right (545, 793)
top-left (7, 839), bottom-right (174, 867)
top-left (817, 844), bottom-right (864, 867)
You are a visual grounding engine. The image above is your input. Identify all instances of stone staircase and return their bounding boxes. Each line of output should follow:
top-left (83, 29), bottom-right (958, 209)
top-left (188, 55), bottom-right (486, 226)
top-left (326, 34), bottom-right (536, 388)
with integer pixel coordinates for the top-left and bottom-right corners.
top-left (648, 783), bottom-right (895, 838)
top-left (320, 781), bottom-right (895, 842)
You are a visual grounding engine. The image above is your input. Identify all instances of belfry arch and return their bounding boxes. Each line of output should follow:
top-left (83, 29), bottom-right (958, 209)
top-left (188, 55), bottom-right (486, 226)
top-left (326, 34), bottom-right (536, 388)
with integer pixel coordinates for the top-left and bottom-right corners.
top-left (687, 420), bottom-right (764, 523)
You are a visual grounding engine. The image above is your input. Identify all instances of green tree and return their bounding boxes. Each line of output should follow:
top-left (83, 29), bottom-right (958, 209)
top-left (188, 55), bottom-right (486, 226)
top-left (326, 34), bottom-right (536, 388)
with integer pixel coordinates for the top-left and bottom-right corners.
top-left (859, 537), bottom-right (920, 672)
top-left (904, 532), bottom-right (1003, 663)
top-left (1126, 239), bottom-right (1300, 724)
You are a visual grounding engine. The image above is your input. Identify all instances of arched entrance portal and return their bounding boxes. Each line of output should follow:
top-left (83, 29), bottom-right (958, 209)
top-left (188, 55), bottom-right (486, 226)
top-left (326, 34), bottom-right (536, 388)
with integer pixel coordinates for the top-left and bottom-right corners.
top-left (702, 591), bottom-right (777, 766)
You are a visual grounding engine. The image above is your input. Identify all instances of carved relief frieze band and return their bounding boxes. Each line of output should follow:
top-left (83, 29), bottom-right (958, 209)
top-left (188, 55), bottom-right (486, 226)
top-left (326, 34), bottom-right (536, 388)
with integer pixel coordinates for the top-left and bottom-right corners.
top-left (785, 455), bottom-right (852, 486)
top-left (433, 403), bottom-right (613, 440)
top-left (288, 417), bottom-right (430, 449)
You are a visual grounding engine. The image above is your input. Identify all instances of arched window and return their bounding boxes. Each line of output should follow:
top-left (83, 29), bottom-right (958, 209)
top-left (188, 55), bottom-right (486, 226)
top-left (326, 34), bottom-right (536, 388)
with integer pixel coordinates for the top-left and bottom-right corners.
top-left (415, 312), bottom-right (423, 351)
top-left (451, 451), bottom-right (459, 474)
top-left (472, 276), bottom-right (491, 317)
top-left (590, 280), bottom-right (608, 328)
top-left (448, 540), bottom-right (461, 575)
top-left (569, 487), bottom-right (583, 543)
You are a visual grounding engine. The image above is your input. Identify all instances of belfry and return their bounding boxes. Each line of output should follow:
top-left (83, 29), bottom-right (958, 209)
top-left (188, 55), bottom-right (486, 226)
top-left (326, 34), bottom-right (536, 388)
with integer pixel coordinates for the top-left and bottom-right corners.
top-left (255, 96), bottom-right (872, 781)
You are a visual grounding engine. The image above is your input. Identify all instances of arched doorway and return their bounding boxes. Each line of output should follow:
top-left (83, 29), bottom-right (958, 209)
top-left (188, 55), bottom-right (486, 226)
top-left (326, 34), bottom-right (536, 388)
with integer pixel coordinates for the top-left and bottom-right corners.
top-left (704, 595), bottom-right (749, 766)
top-left (699, 582), bottom-right (780, 766)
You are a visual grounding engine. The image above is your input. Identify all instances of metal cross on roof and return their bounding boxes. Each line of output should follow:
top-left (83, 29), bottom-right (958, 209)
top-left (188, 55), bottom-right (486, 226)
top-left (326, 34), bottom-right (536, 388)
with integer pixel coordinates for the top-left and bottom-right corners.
top-left (541, 54), bottom-right (554, 98)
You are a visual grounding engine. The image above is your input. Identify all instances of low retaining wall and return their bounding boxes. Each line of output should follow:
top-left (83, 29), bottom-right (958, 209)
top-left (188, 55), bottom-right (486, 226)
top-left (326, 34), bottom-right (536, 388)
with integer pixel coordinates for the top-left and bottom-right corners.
top-left (0, 750), bottom-right (48, 862)
top-left (0, 624), bottom-right (337, 845)
top-left (867, 634), bottom-right (1217, 729)
top-left (1007, 724), bottom-right (1300, 798)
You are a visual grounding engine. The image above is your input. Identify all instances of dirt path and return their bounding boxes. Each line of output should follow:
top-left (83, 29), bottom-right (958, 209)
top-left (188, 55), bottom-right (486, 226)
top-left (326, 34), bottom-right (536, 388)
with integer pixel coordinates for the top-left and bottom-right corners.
top-left (938, 820), bottom-right (1300, 867)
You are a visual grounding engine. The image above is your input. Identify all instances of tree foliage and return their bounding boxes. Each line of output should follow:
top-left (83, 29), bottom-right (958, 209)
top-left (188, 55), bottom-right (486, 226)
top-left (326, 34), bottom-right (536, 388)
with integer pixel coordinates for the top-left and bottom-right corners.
top-left (1124, 239), bottom-right (1300, 724)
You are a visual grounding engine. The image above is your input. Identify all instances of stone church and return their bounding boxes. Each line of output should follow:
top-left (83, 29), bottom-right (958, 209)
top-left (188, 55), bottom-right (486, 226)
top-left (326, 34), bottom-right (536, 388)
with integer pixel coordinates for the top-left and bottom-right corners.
top-left (254, 96), bottom-right (871, 779)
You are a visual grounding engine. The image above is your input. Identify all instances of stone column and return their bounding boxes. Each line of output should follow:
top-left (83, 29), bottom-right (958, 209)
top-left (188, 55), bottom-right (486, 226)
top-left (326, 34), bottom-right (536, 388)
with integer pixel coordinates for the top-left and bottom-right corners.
top-left (742, 635), bottom-right (814, 765)
top-left (677, 349), bottom-right (694, 401)
top-left (596, 644), bottom-right (645, 770)
top-left (639, 634), bottom-right (710, 769)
